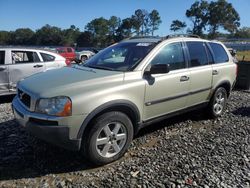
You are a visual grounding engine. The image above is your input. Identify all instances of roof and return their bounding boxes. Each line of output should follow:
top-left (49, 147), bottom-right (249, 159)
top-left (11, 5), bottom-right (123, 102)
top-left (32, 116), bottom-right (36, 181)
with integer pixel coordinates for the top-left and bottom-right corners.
top-left (121, 35), bottom-right (208, 44)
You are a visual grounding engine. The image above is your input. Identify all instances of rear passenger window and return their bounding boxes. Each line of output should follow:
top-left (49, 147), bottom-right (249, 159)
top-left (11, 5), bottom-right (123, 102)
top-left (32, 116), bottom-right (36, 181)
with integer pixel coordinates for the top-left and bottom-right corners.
top-left (209, 43), bottom-right (229, 64)
top-left (0, 51), bottom-right (5, 65)
top-left (187, 42), bottom-right (208, 67)
top-left (12, 51), bottom-right (41, 63)
top-left (150, 42), bottom-right (186, 71)
top-left (40, 53), bottom-right (55, 62)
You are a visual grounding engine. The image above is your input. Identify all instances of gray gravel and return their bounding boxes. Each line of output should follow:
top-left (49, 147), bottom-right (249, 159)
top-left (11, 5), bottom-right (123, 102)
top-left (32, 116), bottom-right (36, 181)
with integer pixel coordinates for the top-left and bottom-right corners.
top-left (0, 90), bottom-right (250, 188)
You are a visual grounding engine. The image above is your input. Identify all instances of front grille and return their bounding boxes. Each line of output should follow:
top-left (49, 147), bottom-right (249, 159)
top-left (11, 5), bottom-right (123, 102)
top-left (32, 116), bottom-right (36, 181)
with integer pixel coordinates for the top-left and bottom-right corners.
top-left (18, 89), bottom-right (31, 108)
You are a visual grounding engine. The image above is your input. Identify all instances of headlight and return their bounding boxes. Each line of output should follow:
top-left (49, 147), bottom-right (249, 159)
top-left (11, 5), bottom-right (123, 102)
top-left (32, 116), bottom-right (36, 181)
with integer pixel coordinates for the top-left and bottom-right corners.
top-left (36, 96), bottom-right (72, 116)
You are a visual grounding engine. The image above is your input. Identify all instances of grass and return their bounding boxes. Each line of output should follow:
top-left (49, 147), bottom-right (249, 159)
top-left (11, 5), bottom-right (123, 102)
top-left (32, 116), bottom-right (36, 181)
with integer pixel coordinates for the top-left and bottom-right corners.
top-left (237, 51), bottom-right (250, 62)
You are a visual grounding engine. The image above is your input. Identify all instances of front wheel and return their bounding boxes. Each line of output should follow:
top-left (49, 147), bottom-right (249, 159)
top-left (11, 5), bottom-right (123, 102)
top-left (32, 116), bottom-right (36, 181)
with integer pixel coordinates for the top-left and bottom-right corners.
top-left (207, 87), bottom-right (228, 118)
top-left (81, 55), bottom-right (87, 62)
top-left (82, 111), bottom-right (133, 165)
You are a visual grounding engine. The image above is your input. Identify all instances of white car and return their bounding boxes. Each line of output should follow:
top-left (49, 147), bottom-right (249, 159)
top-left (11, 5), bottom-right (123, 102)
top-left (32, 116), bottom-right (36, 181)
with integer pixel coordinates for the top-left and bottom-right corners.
top-left (0, 47), bottom-right (67, 96)
top-left (76, 50), bottom-right (95, 62)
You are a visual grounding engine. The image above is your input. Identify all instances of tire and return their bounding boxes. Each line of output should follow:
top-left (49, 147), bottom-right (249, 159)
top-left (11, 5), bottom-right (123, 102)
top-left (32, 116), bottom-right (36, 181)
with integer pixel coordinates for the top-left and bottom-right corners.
top-left (207, 87), bottom-right (228, 118)
top-left (81, 55), bottom-right (87, 62)
top-left (82, 111), bottom-right (133, 165)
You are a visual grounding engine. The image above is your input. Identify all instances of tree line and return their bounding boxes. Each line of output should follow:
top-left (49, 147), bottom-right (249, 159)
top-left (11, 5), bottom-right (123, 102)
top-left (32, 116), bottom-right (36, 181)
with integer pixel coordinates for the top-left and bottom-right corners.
top-left (170, 0), bottom-right (241, 39)
top-left (0, 9), bottom-right (161, 48)
top-left (0, 0), bottom-right (249, 48)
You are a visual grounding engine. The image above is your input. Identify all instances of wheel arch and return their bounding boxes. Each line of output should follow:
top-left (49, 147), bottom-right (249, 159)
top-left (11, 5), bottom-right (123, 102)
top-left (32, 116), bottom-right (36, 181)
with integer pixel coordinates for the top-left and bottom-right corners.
top-left (210, 80), bottom-right (232, 99)
top-left (77, 100), bottom-right (141, 139)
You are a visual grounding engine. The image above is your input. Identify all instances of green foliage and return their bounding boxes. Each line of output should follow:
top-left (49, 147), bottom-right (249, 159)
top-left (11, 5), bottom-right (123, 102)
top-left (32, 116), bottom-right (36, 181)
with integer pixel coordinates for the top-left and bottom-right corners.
top-left (34, 24), bottom-right (63, 46)
top-left (234, 27), bottom-right (250, 38)
top-left (208, 0), bottom-right (240, 38)
top-left (131, 9), bottom-right (149, 36)
top-left (61, 25), bottom-right (81, 46)
top-left (186, 0), bottom-right (209, 36)
top-left (149, 10), bottom-right (162, 36)
top-left (85, 17), bottom-right (110, 47)
top-left (10, 28), bottom-right (35, 45)
top-left (0, 8), bottom-right (162, 47)
top-left (183, 0), bottom-right (240, 38)
top-left (0, 31), bottom-right (11, 45)
top-left (170, 20), bottom-right (187, 33)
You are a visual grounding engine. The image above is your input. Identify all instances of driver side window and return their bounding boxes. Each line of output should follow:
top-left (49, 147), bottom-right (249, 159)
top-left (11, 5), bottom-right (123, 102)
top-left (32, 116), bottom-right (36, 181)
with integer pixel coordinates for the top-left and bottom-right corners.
top-left (150, 42), bottom-right (186, 71)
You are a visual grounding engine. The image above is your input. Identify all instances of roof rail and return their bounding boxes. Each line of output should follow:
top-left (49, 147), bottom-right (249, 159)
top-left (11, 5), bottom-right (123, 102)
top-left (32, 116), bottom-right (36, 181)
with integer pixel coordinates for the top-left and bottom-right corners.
top-left (163, 34), bottom-right (200, 40)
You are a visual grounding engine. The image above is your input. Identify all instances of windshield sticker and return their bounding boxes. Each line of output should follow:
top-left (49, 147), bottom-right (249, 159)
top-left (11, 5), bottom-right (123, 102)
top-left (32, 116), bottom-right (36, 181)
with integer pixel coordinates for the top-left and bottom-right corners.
top-left (136, 43), bottom-right (152, 46)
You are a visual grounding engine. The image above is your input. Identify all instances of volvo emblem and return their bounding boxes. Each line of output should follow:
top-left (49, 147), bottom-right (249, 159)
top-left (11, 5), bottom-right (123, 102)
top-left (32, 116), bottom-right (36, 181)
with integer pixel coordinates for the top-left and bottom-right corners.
top-left (19, 92), bottom-right (25, 100)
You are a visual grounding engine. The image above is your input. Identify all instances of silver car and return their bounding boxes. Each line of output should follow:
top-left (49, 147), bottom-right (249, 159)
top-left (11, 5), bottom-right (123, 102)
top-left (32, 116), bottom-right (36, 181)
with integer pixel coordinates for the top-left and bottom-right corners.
top-left (0, 47), bottom-right (66, 96)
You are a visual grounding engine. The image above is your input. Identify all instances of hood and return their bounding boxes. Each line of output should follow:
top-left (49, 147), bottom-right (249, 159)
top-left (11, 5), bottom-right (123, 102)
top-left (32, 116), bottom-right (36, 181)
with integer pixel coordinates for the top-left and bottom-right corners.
top-left (19, 65), bottom-right (124, 98)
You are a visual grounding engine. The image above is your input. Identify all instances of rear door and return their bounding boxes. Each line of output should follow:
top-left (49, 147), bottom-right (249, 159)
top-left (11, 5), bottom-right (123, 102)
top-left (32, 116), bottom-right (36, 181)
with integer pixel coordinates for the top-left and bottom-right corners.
top-left (185, 41), bottom-right (213, 107)
top-left (208, 42), bottom-right (233, 87)
top-left (9, 50), bottom-right (45, 90)
top-left (0, 50), bottom-right (9, 94)
top-left (40, 52), bottom-right (58, 69)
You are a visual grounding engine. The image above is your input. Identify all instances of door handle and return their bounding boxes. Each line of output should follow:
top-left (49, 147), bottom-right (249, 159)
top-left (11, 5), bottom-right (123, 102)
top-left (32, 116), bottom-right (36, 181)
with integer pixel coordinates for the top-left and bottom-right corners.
top-left (33, 64), bottom-right (43, 68)
top-left (0, 67), bottom-right (6, 71)
top-left (212, 70), bottom-right (219, 75)
top-left (180, 76), bottom-right (189, 82)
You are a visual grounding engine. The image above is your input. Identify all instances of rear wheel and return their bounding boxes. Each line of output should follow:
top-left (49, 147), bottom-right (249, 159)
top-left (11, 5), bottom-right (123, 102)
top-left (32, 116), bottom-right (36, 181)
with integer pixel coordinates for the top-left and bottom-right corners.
top-left (82, 111), bottom-right (133, 165)
top-left (207, 87), bottom-right (227, 118)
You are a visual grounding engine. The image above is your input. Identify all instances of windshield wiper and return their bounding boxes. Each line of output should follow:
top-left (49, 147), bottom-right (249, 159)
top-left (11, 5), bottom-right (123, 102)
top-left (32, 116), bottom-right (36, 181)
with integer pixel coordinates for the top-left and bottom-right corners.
top-left (85, 65), bottom-right (115, 71)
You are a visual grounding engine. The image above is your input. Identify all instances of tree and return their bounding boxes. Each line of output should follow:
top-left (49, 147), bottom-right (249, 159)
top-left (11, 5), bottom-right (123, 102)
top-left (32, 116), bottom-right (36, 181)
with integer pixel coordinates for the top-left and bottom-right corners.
top-left (131, 9), bottom-right (149, 36)
top-left (170, 20), bottom-right (187, 33)
top-left (234, 27), bottom-right (250, 38)
top-left (149, 9), bottom-right (162, 36)
top-left (108, 16), bottom-right (121, 36)
top-left (0, 31), bottom-right (11, 45)
top-left (61, 25), bottom-right (81, 46)
top-left (208, 0), bottom-right (240, 38)
top-left (35, 24), bottom-right (63, 46)
top-left (76, 31), bottom-right (93, 47)
top-left (116, 18), bottom-right (134, 40)
top-left (11, 28), bottom-right (34, 45)
top-left (85, 17), bottom-right (109, 47)
top-left (186, 0), bottom-right (209, 36)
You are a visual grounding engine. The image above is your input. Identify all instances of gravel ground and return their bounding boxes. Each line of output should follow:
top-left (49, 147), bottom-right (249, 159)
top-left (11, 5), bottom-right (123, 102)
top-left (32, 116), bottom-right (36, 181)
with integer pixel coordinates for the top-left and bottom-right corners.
top-left (0, 90), bottom-right (249, 188)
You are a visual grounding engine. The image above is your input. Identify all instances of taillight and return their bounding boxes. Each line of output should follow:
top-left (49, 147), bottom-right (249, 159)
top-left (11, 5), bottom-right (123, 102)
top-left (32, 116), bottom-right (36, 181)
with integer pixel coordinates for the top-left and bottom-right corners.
top-left (65, 59), bottom-right (71, 66)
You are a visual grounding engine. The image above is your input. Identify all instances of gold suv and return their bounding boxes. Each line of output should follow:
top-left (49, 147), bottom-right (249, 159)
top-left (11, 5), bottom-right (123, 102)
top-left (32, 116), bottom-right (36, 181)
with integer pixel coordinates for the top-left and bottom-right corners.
top-left (12, 35), bottom-right (237, 165)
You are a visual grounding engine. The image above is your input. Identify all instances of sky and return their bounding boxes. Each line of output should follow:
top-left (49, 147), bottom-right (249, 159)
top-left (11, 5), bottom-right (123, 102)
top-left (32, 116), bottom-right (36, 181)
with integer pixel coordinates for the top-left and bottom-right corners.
top-left (0, 0), bottom-right (249, 36)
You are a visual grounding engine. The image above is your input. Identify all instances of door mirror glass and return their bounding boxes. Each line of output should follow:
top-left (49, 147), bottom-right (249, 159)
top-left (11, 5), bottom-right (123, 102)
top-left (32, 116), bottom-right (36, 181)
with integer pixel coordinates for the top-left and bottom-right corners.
top-left (149, 64), bottom-right (170, 74)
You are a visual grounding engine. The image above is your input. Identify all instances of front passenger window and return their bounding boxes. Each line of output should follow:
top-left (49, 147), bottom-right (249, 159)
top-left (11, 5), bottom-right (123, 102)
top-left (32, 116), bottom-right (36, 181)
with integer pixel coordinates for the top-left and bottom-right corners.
top-left (150, 42), bottom-right (186, 71)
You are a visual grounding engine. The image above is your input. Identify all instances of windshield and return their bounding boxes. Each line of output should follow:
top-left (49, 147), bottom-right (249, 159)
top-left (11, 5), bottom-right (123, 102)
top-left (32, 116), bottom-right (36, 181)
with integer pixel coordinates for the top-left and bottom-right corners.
top-left (82, 42), bottom-right (155, 71)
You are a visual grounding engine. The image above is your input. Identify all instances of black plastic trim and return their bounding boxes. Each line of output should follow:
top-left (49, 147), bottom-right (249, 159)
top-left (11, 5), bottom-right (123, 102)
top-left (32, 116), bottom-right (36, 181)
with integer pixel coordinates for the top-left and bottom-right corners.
top-left (145, 87), bottom-right (211, 106)
top-left (140, 101), bottom-right (209, 129)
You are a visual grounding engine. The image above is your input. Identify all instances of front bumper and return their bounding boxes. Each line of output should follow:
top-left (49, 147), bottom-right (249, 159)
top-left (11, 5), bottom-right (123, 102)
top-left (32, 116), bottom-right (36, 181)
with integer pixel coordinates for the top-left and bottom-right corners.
top-left (12, 96), bottom-right (86, 151)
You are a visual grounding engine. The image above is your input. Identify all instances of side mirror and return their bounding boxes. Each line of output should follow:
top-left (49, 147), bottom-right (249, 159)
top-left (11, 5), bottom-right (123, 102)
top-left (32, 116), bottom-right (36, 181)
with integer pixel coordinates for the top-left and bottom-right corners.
top-left (148, 64), bottom-right (170, 74)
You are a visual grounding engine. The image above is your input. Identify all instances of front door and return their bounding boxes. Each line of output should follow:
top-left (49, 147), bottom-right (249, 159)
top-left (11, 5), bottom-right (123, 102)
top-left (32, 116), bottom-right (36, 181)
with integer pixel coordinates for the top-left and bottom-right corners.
top-left (0, 50), bottom-right (9, 95)
top-left (143, 42), bottom-right (190, 121)
top-left (9, 50), bottom-right (45, 91)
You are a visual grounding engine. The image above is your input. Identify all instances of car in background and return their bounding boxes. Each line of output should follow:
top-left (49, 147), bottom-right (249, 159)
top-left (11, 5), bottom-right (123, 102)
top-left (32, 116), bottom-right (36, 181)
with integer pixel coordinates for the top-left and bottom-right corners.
top-left (56, 47), bottom-right (76, 65)
top-left (76, 50), bottom-right (95, 62)
top-left (0, 47), bottom-right (66, 96)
